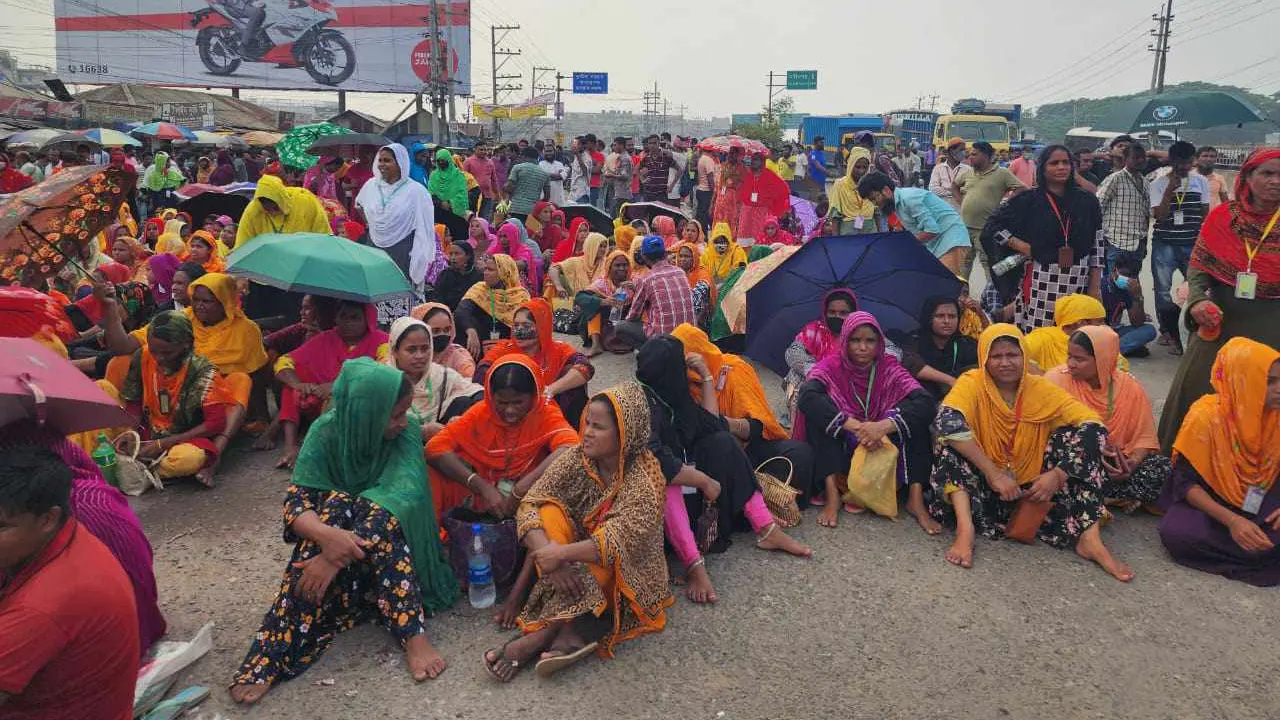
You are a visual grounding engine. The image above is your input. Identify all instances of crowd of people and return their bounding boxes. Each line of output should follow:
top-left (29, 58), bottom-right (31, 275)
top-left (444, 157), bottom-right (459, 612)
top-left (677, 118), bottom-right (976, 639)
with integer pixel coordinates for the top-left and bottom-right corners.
top-left (0, 121), bottom-right (1278, 718)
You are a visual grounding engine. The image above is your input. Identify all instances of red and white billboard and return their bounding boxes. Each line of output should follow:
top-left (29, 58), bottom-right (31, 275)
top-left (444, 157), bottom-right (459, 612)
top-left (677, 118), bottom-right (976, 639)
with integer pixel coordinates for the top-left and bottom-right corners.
top-left (54, 0), bottom-right (470, 94)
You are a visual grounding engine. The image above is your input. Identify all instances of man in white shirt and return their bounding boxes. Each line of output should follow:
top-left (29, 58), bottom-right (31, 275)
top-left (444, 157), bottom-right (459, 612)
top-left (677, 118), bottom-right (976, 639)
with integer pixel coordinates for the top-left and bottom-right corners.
top-left (538, 150), bottom-right (567, 207)
top-left (667, 136), bottom-right (689, 205)
top-left (928, 138), bottom-right (971, 210)
top-left (568, 137), bottom-right (593, 204)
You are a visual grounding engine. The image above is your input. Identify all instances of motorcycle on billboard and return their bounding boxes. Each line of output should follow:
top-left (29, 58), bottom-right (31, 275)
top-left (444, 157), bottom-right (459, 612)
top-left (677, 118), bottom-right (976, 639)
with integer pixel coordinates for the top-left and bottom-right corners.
top-left (190, 0), bottom-right (356, 86)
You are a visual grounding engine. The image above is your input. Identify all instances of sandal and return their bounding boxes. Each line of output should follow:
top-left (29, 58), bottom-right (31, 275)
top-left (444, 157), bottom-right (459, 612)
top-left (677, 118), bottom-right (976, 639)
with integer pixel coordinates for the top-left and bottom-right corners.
top-left (810, 493), bottom-right (827, 507)
top-left (483, 637), bottom-right (525, 683)
top-left (534, 641), bottom-right (598, 678)
top-left (842, 503), bottom-right (865, 514)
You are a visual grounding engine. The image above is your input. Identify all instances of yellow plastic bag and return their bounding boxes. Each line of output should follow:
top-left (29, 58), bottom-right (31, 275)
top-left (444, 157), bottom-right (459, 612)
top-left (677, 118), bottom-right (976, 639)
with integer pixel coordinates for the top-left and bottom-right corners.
top-left (156, 443), bottom-right (208, 479)
top-left (843, 439), bottom-right (899, 519)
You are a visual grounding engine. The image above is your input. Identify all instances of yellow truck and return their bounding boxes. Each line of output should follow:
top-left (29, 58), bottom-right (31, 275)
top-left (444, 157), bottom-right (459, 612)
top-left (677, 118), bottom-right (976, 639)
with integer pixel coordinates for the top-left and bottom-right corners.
top-left (933, 114), bottom-right (1011, 154)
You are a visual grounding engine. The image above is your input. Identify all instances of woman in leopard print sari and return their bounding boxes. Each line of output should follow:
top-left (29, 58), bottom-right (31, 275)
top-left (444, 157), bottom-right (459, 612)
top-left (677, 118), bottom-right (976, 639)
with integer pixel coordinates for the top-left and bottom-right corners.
top-left (483, 382), bottom-right (673, 681)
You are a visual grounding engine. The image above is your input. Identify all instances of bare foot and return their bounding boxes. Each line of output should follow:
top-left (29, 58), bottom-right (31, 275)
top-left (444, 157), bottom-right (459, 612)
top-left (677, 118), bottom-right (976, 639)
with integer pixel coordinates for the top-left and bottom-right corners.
top-left (817, 503), bottom-right (839, 528)
top-left (586, 341), bottom-right (605, 358)
top-left (906, 500), bottom-right (943, 536)
top-left (404, 634), bottom-right (446, 680)
top-left (757, 524), bottom-right (813, 557)
top-left (229, 682), bottom-right (271, 705)
top-left (1075, 526), bottom-right (1135, 582)
top-left (195, 466), bottom-right (217, 489)
top-left (493, 595), bottom-right (522, 630)
top-left (276, 448), bottom-right (298, 470)
top-left (252, 426), bottom-right (278, 451)
top-left (945, 529), bottom-right (974, 569)
top-left (684, 562), bottom-right (717, 604)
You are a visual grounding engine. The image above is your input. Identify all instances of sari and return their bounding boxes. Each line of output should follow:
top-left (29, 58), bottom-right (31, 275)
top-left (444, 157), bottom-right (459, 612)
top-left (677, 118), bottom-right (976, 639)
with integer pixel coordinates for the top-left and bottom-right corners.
top-left (426, 354), bottom-right (580, 518)
top-left (674, 240), bottom-right (716, 308)
top-left (480, 298), bottom-right (586, 388)
top-left (280, 303), bottom-right (387, 384)
top-left (385, 317), bottom-right (482, 425)
top-left (553, 232), bottom-right (608, 294)
top-left (761, 215), bottom-right (798, 246)
top-left (460, 253), bottom-right (532, 328)
top-left (700, 223), bottom-right (748, 286)
top-left (1045, 325), bottom-right (1158, 455)
top-left (1022, 294), bottom-right (1106, 372)
top-left (735, 162), bottom-right (790, 243)
top-left (487, 221), bottom-right (542, 292)
top-left (671, 324), bottom-right (786, 440)
top-left (302, 157), bottom-right (340, 202)
top-left (185, 273), bottom-right (269, 375)
top-left (1189, 148), bottom-right (1280, 300)
top-left (711, 156), bottom-right (744, 237)
top-left (827, 147), bottom-right (878, 232)
top-left (411, 302), bottom-right (477, 378)
top-left (516, 382), bottom-right (673, 657)
top-left (553, 217), bottom-right (592, 263)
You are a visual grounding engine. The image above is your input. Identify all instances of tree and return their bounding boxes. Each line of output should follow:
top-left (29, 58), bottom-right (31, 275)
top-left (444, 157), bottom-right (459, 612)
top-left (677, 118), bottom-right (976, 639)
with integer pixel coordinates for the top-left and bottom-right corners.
top-left (728, 95), bottom-right (795, 150)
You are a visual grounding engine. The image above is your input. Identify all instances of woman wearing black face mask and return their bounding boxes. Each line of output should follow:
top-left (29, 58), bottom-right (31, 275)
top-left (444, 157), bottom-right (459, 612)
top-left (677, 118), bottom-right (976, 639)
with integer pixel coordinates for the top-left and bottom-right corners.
top-left (411, 303), bottom-right (477, 379)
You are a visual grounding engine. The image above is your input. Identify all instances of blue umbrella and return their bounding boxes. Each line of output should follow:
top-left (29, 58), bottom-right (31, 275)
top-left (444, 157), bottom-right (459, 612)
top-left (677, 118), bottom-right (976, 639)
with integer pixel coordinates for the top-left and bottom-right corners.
top-left (744, 231), bottom-right (963, 376)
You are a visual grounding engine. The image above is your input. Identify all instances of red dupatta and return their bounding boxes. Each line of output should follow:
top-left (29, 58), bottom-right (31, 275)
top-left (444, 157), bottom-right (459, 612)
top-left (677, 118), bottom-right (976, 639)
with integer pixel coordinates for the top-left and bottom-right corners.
top-left (1190, 148), bottom-right (1280, 299)
top-left (737, 163), bottom-right (790, 216)
top-left (286, 304), bottom-right (388, 383)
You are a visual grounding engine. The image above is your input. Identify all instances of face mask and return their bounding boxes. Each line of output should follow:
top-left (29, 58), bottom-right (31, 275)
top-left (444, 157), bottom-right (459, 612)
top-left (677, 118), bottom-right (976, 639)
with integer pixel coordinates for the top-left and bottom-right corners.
top-left (1114, 275), bottom-right (1131, 291)
top-left (432, 334), bottom-right (451, 353)
top-left (826, 317), bottom-right (844, 334)
top-left (513, 325), bottom-right (538, 341)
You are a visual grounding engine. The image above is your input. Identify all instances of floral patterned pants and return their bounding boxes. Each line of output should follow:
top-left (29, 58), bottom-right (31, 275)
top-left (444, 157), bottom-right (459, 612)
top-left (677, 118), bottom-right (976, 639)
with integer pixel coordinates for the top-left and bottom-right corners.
top-left (1103, 453), bottom-right (1170, 506)
top-left (232, 487), bottom-right (427, 688)
top-left (926, 425), bottom-right (1108, 549)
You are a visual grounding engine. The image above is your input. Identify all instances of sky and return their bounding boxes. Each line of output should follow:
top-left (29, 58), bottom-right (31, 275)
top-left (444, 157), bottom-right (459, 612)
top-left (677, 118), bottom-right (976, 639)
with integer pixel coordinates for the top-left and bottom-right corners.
top-left (3, 0), bottom-right (1277, 122)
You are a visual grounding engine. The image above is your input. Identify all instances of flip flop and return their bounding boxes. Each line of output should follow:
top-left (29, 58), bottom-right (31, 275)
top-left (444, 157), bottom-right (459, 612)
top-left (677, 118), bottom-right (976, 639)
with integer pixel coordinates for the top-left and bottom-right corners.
top-left (810, 494), bottom-right (827, 507)
top-left (483, 637), bottom-right (525, 683)
top-left (534, 641), bottom-right (598, 677)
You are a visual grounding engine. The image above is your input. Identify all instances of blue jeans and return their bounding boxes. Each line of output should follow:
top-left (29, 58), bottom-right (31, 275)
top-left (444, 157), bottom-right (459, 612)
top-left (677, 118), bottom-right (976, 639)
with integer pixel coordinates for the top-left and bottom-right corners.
top-left (1114, 323), bottom-right (1157, 355)
top-left (1151, 242), bottom-right (1194, 337)
top-left (589, 187), bottom-right (602, 208)
top-left (573, 194), bottom-right (591, 205)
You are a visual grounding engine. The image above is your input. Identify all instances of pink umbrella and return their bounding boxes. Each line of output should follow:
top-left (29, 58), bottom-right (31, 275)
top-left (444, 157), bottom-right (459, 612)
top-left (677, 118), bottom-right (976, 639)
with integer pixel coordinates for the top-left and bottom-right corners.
top-left (697, 135), bottom-right (771, 156)
top-left (0, 339), bottom-right (134, 434)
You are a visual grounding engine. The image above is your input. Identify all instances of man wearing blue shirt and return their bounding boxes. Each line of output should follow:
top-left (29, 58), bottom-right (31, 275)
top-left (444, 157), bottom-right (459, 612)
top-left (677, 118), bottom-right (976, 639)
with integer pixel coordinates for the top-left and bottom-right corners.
top-left (858, 172), bottom-right (971, 274)
top-left (806, 136), bottom-right (829, 200)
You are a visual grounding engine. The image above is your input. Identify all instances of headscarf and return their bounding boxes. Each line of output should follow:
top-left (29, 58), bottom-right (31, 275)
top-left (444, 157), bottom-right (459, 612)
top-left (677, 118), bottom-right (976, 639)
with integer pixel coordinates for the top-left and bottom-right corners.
top-left (673, 241), bottom-right (716, 306)
top-left (147, 253), bottom-right (181, 305)
top-left (292, 357), bottom-right (457, 612)
top-left (144, 217), bottom-right (166, 246)
top-left (589, 249), bottom-right (633, 296)
top-left (942, 324), bottom-right (1099, 483)
top-left (1172, 337), bottom-right (1280, 510)
top-left (0, 151), bottom-right (33, 194)
top-left (480, 298), bottom-right (579, 385)
top-left (914, 295), bottom-right (979, 378)
top-left (554, 232), bottom-right (609, 293)
top-left (796, 288), bottom-right (858, 361)
top-left (501, 217), bottom-right (544, 286)
top-left (426, 147), bottom-right (469, 215)
top-left (340, 219), bottom-right (366, 240)
top-left (141, 151), bottom-right (184, 192)
top-left (614, 226), bottom-right (639, 256)
top-left (487, 222), bottom-right (541, 292)
top-left (148, 308), bottom-right (195, 347)
top-left (433, 240), bottom-right (482, 311)
top-left (762, 215), bottom-right (797, 246)
top-left (385, 316), bottom-right (482, 423)
top-left (1189, 148), bottom-right (1280, 299)
top-left (1045, 325), bottom-right (1157, 455)
top-left (737, 158), bottom-right (790, 216)
top-left (410, 302), bottom-right (475, 377)
top-left (185, 273), bottom-right (269, 375)
top-left (288, 303), bottom-right (387, 384)
top-left (468, 216), bottom-right (496, 248)
top-left (355, 143), bottom-right (441, 285)
top-left (652, 216), bottom-right (678, 249)
top-left (460, 253), bottom-right (532, 327)
top-left (184, 231), bottom-right (226, 273)
top-left (208, 149), bottom-right (235, 186)
top-left (671, 324), bottom-right (787, 440)
top-left (701, 222), bottom-right (747, 284)
top-left (408, 142), bottom-right (429, 186)
top-left (1022, 294), bottom-right (1106, 372)
top-left (236, 173), bottom-right (332, 249)
top-left (635, 334), bottom-right (723, 446)
top-left (827, 147), bottom-right (877, 223)
top-left (538, 218), bottom-right (565, 253)
top-left (803, 311), bottom-right (921, 425)
top-left (155, 219), bottom-right (187, 255)
top-left (302, 155), bottom-right (340, 201)
top-left (554, 217), bottom-right (593, 263)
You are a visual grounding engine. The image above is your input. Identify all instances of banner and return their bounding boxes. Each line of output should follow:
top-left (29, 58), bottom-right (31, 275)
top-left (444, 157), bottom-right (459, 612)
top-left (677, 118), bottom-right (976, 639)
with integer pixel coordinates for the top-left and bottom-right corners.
top-left (472, 93), bottom-right (553, 121)
top-left (154, 101), bottom-right (214, 129)
top-left (0, 97), bottom-right (83, 121)
top-left (54, 0), bottom-right (472, 94)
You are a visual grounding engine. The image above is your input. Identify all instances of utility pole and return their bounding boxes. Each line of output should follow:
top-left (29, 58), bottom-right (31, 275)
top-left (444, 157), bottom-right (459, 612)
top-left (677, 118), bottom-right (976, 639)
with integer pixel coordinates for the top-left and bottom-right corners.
top-left (662, 99), bottom-right (669, 134)
top-left (1148, 0), bottom-right (1174, 93)
top-left (489, 25), bottom-right (521, 137)
top-left (554, 73), bottom-right (568, 141)
top-left (531, 66), bottom-right (556, 100)
top-left (677, 104), bottom-right (687, 136)
top-left (426, 0), bottom-right (444, 144)
top-left (766, 71), bottom-right (786, 123)
top-left (643, 82), bottom-right (660, 136)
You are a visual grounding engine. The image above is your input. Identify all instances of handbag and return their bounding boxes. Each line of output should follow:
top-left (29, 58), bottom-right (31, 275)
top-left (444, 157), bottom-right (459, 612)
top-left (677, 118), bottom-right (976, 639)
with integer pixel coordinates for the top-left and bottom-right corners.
top-left (112, 431), bottom-right (163, 497)
top-left (695, 502), bottom-right (719, 554)
top-left (755, 456), bottom-right (800, 528)
top-left (843, 439), bottom-right (899, 519)
top-left (442, 507), bottom-right (520, 589)
top-left (1006, 499), bottom-right (1054, 544)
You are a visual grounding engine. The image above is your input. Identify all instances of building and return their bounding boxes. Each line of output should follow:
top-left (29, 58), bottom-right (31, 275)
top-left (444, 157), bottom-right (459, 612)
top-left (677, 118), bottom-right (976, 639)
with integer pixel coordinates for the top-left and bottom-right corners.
top-left (75, 84), bottom-right (279, 131)
top-left (328, 109), bottom-right (388, 134)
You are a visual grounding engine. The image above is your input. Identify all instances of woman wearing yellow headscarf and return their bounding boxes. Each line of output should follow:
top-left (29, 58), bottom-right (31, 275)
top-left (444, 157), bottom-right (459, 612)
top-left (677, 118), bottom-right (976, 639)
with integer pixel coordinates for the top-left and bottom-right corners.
top-left (827, 147), bottom-right (878, 235)
top-left (155, 218), bottom-right (188, 255)
top-left (700, 222), bottom-right (747, 287)
top-left (548, 232), bottom-right (608, 300)
top-left (1160, 338), bottom-right (1280, 586)
top-left (456, 253), bottom-right (532, 360)
top-left (1022, 294), bottom-right (1107, 373)
top-left (927, 323), bottom-right (1133, 581)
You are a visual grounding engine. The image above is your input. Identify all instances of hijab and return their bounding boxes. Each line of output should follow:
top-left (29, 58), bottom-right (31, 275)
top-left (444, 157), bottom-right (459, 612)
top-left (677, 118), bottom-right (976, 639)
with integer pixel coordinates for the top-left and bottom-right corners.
top-left (155, 219), bottom-right (188, 255)
top-left (554, 232), bottom-right (609, 293)
top-left (1022, 294), bottom-right (1106, 372)
top-left (288, 303), bottom-right (387, 383)
top-left (355, 144), bottom-right (441, 285)
top-left (1189, 148), bottom-right (1280, 299)
top-left (554, 217), bottom-right (592, 263)
top-left (590, 249), bottom-right (633, 296)
top-left (701, 222), bottom-right (747, 284)
top-left (487, 222), bottom-right (539, 291)
top-left (796, 288), bottom-right (858, 362)
top-left (804, 311), bottom-right (921, 424)
top-left (762, 215), bottom-right (797, 245)
top-left (635, 334), bottom-right (722, 447)
top-left (1044, 325), bottom-right (1157, 455)
top-left (671, 323), bottom-right (787, 441)
top-left (480, 298), bottom-right (579, 385)
top-left (828, 147), bottom-right (877, 223)
top-left (185, 273), bottom-right (268, 375)
top-left (653, 216), bottom-right (678, 249)
top-left (426, 147), bottom-right (469, 214)
top-left (146, 252), bottom-right (181, 306)
top-left (460, 253), bottom-right (531, 327)
top-left (385, 316), bottom-right (482, 424)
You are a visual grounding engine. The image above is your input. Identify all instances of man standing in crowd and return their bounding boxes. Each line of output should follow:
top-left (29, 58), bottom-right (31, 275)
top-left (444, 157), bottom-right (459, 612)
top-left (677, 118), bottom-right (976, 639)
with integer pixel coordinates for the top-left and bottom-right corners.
top-left (1149, 140), bottom-right (1210, 355)
top-left (615, 234), bottom-right (696, 347)
top-left (587, 134), bottom-right (605, 209)
top-left (602, 136), bottom-right (633, 215)
top-left (463, 143), bottom-right (501, 220)
top-left (894, 145), bottom-right (921, 187)
top-left (1008, 146), bottom-right (1037, 187)
top-left (538, 144), bottom-right (567, 207)
top-left (695, 143), bottom-right (720, 230)
top-left (953, 141), bottom-right (1026, 278)
top-left (1096, 142), bottom-right (1152, 272)
top-left (1104, 135), bottom-right (1134, 178)
top-left (1191, 145), bottom-right (1231, 210)
top-left (667, 136), bottom-right (689, 207)
top-left (637, 134), bottom-right (677, 203)
top-left (504, 147), bottom-right (550, 224)
top-left (492, 144), bottom-right (512, 193)
top-left (855, 131), bottom-right (904, 186)
top-left (568, 137), bottom-right (593, 204)
top-left (928, 138), bottom-right (971, 210)
top-left (806, 136), bottom-right (830, 200)
top-left (0, 446), bottom-right (140, 720)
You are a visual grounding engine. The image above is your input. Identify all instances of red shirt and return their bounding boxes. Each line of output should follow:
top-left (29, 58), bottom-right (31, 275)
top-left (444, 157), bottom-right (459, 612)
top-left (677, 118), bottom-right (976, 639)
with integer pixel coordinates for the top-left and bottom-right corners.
top-left (589, 151), bottom-right (605, 188)
top-left (0, 520), bottom-right (139, 720)
top-left (462, 156), bottom-right (500, 198)
top-left (626, 260), bottom-right (696, 336)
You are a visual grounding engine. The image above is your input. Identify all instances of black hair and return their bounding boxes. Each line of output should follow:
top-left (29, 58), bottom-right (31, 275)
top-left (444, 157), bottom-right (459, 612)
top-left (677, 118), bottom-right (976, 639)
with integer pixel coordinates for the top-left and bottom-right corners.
top-left (919, 295), bottom-right (961, 331)
top-left (587, 393), bottom-right (619, 426)
top-left (584, 133), bottom-right (597, 144)
top-left (1197, 145), bottom-right (1217, 156)
top-left (533, 139), bottom-right (544, 150)
top-left (856, 172), bottom-right (896, 198)
top-left (422, 306), bottom-right (452, 325)
top-left (1126, 142), bottom-right (1147, 159)
top-left (1109, 134), bottom-right (1134, 148)
top-left (1113, 255), bottom-right (1142, 277)
top-left (336, 299), bottom-right (366, 315)
top-left (489, 361), bottom-right (537, 395)
top-left (175, 262), bottom-right (207, 282)
top-left (660, 132), bottom-right (671, 141)
top-left (645, 134), bottom-right (660, 143)
top-left (0, 444), bottom-right (71, 521)
top-left (1169, 140), bottom-right (1197, 162)
top-left (521, 147), bottom-right (539, 160)
top-left (971, 141), bottom-right (995, 159)
top-left (813, 135), bottom-right (824, 143)
top-left (393, 323), bottom-right (429, 351)
top-left (1069, 330), bottom-right (1095, 356)
top-left (1035, 144), bottom-right (1077, 191)
top-left (825, 288), bottom-right (858, 314)
top-left (613, 136), bottom-right (627, 146)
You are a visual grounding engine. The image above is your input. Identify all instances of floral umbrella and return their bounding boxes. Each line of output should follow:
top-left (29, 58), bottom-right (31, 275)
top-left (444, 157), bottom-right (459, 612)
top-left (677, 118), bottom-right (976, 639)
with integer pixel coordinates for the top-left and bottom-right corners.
top-left (0, 166), bottom-right (135, 288)
top-left (274, 123), bottom-right (351, 171)
top-left (697, 135), bottom-right (771, 156)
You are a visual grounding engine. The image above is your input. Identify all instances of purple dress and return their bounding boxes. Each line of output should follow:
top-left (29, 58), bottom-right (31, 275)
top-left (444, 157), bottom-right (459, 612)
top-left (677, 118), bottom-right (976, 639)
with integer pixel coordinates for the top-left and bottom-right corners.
top-left (4, 422), bottom-right (168, 652)
top-left (1158, 456), bottom-right (1280, 587)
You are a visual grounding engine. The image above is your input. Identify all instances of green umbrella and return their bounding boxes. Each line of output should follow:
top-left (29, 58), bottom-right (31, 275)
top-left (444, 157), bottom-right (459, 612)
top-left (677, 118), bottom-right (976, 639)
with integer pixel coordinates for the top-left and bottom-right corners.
top-left (226, 232), bottom-right (412, 302)
top-left (1095, 91), bottom-right (1269, 134)
top-left (274, 122), bottom-right (351, 170)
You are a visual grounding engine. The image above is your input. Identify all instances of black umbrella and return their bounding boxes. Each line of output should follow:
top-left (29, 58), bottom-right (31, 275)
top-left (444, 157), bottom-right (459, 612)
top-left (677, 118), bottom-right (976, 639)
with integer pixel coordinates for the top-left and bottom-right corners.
top-left (305, 133), bottom-right (389, 156)
top-left (621, 201), bottom-right (691, 226)
top-left (41, 133), bottom-right (101, 150)
top-left (178, 191), bottom-right (251, 225)
top-left (559, 203), bottom-right (614, 235)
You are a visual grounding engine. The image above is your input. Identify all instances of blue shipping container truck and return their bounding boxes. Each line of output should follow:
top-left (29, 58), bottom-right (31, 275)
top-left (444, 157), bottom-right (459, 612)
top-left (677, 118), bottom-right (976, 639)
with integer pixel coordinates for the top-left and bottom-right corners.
top-left (799, 115), bottom-right (883, 148)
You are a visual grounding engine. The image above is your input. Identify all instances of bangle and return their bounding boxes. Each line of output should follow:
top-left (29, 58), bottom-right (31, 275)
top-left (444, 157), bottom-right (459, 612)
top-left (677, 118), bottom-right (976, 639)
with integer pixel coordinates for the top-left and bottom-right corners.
top-left (512, 486), bottom-right (527, 500)
top-left (464, 473), bottom-right (478, 491)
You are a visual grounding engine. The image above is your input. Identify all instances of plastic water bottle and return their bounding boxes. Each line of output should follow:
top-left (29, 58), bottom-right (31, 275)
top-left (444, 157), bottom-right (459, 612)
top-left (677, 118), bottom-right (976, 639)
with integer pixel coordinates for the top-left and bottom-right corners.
top-left (609, 289), bottom-right (627, 323)
top-left (91, 432), bottom-right (118, 488)
top-left (467, 523), bottom-right (496, 609)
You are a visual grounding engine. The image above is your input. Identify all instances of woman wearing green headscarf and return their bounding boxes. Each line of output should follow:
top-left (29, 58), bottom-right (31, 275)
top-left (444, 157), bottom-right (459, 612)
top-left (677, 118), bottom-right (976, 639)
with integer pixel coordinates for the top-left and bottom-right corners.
top-left (141, 150), bottom-right (187, 214)
top-left (426, 147), bottom-right (469, 215)
top-left (230, 358), bottom-right (458, 706)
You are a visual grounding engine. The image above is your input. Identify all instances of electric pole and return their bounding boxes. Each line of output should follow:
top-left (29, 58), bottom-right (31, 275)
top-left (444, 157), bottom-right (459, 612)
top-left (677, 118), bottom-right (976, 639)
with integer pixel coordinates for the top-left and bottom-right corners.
top-left (426, 0), bottom-right (445, 144)
top-left (1149, 0), bottom-right (1174, 93)
top-left (531, 66), bottom-right (556, 100)
top-left (766, 71), bottom-right (786, 123)
top-left (643, 82), bottom-right (660, 136)
top-left (490, 25), bottom-right (521, 137)
top-left (554, 73), bottom-right (568, 141)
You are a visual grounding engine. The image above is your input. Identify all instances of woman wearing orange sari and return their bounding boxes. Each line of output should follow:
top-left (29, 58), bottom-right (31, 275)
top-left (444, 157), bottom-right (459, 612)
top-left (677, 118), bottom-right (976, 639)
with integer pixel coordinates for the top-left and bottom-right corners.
top-left (484, 382), bottom-right (671, 681)
top-left (711, 148), bottom-right (745, 238)
top-left (183, 231), bottom-right (226, 274)
top-left (672, 241), bottom-right (716, 329)
top-left (109, 235), bottom-right (151, 284)
top-left (1159, 338), bottom-right (1280, 586)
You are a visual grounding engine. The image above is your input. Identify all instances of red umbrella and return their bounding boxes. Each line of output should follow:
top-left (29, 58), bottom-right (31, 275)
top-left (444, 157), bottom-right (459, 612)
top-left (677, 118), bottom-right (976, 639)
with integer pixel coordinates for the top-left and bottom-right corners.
top-left (697, 135), bottom-right (771, 156)
top-left (0, 338), bottom-right (134, 434)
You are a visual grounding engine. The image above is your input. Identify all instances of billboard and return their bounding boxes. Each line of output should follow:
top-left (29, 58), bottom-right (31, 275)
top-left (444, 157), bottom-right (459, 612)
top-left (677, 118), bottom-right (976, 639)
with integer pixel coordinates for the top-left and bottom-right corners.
top-left (54, 0), bottom-right (471, 94)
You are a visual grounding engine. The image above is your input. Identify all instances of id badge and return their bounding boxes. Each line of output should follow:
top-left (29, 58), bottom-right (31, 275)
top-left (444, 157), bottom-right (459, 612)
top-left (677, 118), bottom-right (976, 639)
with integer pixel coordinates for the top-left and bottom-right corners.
top-left (750, 192), bottom-right (759, 203)
top-left (1236, 271), bottom-right (1258, 300)
top-left (157, 390), bottom-right (171, 415)
top-left (853, 215), bottom-right (865, 230)
top-left (1242, 485), bottom-right (1266, 515)
top-left (1173, 210), bottom-right (1185, 226)
top-left (489, 328), bottom-right (500, 341)
top-left (1057, 246), bottom-right (1074, 267)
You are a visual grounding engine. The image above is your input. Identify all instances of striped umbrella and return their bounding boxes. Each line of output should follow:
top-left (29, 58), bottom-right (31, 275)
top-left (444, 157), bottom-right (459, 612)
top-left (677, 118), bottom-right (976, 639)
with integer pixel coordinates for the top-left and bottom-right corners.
top-left (76, 128), bottom-right (142, 147)
top-left (131, 122), bottom-right (198, 141)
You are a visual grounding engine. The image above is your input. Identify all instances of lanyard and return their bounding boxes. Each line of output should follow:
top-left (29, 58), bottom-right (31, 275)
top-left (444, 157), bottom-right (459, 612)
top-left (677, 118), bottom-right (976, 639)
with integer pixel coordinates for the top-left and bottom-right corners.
top-left (1045, 193), bottom-right (1071, 245)
top-left (1244, 208), bottom-right (1280, 273)
top-left (1173, 178), bottom-right (1187, 207)
top-left (267, 215), bottom-right (284, 234)
top-left (377, 180), bottom-right (409, 210)
top-left (853, 363), bottom-right (877, 418)
top-left (488, 290), bottom-right (498, 336)
top-left (951, 341), bottom-right (958, 371)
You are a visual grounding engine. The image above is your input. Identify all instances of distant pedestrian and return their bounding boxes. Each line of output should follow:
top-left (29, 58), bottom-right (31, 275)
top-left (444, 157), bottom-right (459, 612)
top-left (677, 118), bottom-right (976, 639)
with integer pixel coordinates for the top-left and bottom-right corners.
top-left (1149, 140), bottom-right (1209, 354)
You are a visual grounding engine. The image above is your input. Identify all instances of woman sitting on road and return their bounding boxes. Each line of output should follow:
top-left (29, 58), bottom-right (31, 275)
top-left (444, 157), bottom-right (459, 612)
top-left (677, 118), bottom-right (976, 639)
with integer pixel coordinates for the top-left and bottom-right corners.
top-left (411, 302), bottom-right (477, 378)
top-left (230, 359), bottom-right (457, 706)
top-left (1159, 337), bottom-right (1280, 586)
top-left (433, 241), bottom-right (483, 313)
top-left (1045, 326), bottom-right (1168, 509)
top-left (455, 254), bottom-right (532, 360)
top-left (781, 288), bottom-right (859, 426)
top-left (484, 383), bottom-right (673, 681)
top-left (796, 312), bottom-right (939, 533)
top-left (701, 223), bottom-right (747, 289)
top-left (272, 302), bottom-right (388, 469)
top-left (673, 241), bottom-right (716, 329)
top-left (548, 231), bottom-right (608, 305)
top-left (900, 296), bottom-right (979, 401)
top-left (576, 249), bottom-right (635, 357)
top-left (926, 324), bottom-right (1133, 581)
top-left (1022, 294), bottom-right (1107, 374)
top-left (477, 299), bottom-right (594, 427)
top-left (385, 316), bottom-right (483, 437)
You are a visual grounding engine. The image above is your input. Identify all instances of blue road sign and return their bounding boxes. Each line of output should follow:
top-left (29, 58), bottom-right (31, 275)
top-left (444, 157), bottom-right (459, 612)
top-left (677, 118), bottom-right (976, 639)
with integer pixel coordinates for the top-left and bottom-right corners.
top-left (572, 72), bottom-right (609, 94)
